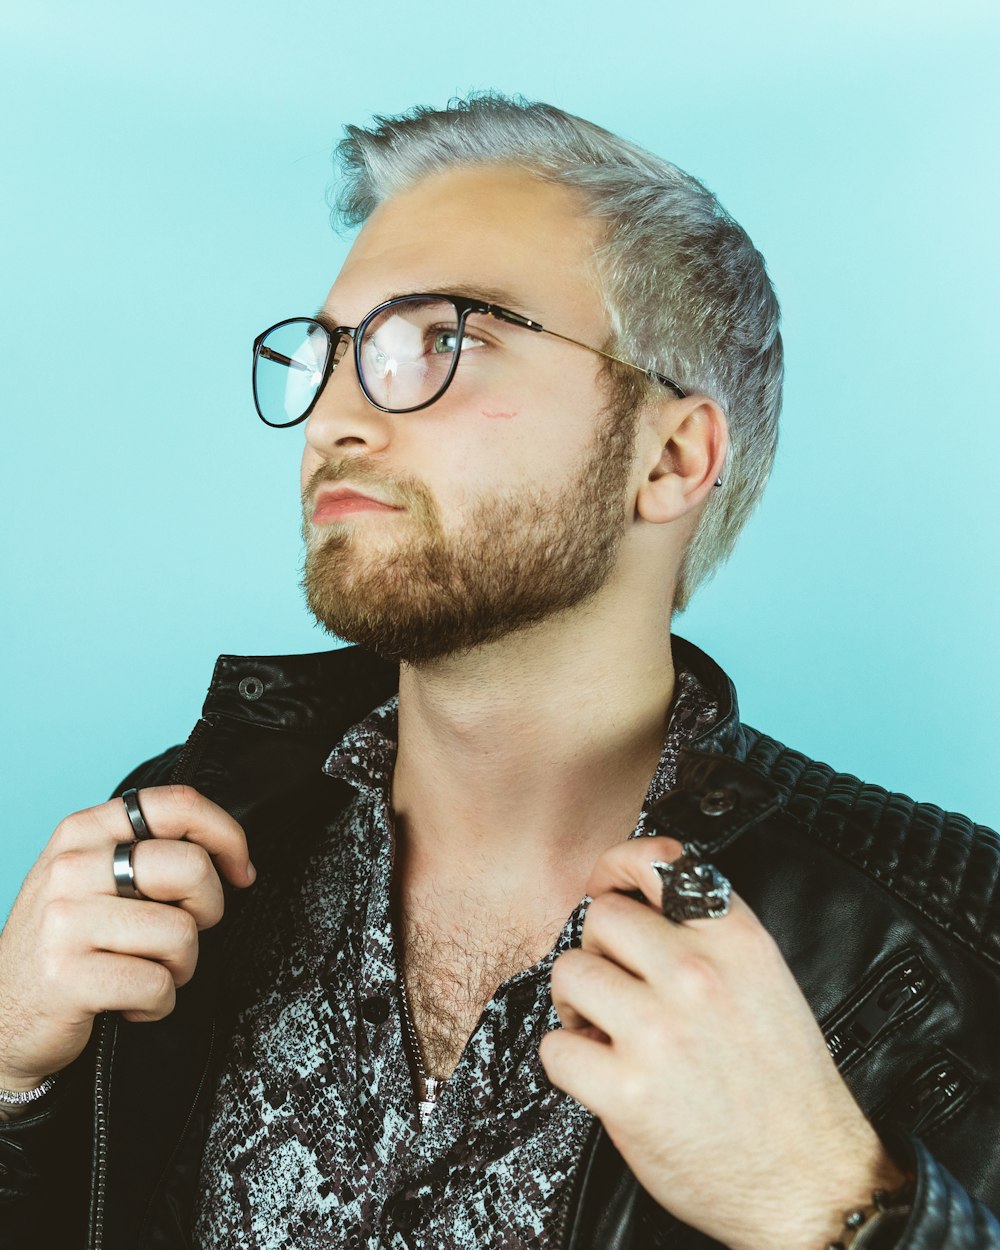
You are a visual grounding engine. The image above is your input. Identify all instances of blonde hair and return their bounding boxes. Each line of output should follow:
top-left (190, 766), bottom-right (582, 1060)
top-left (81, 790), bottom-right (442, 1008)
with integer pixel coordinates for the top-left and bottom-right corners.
top-left (331, 93), bottom-right (783, 612)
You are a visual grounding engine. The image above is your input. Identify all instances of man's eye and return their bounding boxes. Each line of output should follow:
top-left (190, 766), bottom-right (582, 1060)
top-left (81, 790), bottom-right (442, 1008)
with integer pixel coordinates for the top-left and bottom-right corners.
top-left (429, 329), bottom-right (485, 355)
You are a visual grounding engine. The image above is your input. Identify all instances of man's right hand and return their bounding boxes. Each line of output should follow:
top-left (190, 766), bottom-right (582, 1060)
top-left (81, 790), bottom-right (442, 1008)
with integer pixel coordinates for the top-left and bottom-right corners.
top-left (0, 785), bottom-right (255, 1116)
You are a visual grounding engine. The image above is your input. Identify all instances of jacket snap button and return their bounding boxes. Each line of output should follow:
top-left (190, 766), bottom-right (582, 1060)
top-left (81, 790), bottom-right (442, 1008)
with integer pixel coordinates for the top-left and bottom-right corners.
top-left (238, 676), bottom-right (265, 701)
top-left (699, 788), bottom-right (738, 816)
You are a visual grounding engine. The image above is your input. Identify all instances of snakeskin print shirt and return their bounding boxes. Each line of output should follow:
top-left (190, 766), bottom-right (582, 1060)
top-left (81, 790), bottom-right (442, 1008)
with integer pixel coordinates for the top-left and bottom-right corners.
top-left (193, 666), bottom-right (718, 1249)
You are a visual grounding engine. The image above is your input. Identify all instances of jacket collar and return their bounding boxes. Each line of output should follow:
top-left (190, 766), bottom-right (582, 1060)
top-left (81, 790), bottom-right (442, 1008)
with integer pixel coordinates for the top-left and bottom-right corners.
top-left (198, 633), bottom-right (746, 757)
top-left (192, 633), bottom-right (784, 860)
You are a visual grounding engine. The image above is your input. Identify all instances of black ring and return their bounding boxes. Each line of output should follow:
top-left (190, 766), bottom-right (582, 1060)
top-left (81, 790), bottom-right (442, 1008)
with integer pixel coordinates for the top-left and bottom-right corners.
top-left (122, 788), bottom-right (154, 840)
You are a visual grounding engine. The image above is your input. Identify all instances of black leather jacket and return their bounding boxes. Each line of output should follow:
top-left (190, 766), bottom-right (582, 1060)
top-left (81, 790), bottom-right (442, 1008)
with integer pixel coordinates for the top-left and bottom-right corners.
top-left (2, 636), bottom-right (999, 1249)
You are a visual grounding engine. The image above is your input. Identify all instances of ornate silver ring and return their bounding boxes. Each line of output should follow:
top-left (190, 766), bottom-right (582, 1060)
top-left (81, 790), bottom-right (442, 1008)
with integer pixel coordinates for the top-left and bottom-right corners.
top-left (650, 848), bottom-right (732, 923)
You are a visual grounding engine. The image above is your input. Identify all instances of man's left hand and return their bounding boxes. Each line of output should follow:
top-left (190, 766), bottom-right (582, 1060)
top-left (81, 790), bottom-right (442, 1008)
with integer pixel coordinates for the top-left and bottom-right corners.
top-left (538, 836), bottom-right (908, 1250)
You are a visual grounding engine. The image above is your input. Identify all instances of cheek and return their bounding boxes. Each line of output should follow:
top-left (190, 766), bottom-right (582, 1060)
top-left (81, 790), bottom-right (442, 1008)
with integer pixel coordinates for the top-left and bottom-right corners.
top-left (469, 379), bottom-right (530, 426)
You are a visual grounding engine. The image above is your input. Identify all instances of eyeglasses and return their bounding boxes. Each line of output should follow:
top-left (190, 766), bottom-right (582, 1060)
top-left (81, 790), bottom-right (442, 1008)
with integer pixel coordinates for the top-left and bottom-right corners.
top-left (251, 292), bottom-right (687, 427)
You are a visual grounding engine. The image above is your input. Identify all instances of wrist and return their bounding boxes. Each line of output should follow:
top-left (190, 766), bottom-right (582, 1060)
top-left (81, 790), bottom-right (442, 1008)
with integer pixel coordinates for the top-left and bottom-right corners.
top-left (828, 1177), bottom-right (915, 1250)
top-left (0, 1072), bottom-right (59, 1117)
top-left (744, 1139), bottom-right (910, 1250)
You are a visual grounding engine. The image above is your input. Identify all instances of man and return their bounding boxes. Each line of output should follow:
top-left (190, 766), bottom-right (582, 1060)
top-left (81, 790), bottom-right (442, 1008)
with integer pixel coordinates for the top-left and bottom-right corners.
top-left (0, 94), bottom-right (997, 1249)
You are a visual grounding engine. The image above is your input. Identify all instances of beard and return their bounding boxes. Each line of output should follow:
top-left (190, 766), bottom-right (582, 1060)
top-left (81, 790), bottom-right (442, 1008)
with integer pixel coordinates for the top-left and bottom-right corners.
top-left (301, 387), bottom-right (641, 665)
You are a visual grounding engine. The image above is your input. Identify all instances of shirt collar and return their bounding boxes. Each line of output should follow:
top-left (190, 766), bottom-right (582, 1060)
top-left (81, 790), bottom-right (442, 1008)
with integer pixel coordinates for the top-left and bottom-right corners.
top-left (323, 693), bottom-right (399, 794)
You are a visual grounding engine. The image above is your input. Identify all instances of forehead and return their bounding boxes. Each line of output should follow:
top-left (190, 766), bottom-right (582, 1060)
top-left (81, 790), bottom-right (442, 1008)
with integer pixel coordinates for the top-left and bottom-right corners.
top-left (325, 165), bottom-right (606, 334)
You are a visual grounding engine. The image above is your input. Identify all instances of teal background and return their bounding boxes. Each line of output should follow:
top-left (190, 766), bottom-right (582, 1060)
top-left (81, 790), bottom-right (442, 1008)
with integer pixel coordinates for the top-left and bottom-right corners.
top-left (2, 0), bottom-right (998, 923)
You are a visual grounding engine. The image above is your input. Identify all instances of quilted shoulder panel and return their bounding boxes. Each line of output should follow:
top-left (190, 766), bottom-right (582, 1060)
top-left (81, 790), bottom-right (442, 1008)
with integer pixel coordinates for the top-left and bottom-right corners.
top-left (741, 726), bottom-right (1000, 970)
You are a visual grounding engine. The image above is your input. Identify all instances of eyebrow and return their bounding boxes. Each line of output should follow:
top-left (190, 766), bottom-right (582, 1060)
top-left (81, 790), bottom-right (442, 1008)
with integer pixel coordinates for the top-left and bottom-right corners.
top-left (313, 283), bottom-right (543, 330)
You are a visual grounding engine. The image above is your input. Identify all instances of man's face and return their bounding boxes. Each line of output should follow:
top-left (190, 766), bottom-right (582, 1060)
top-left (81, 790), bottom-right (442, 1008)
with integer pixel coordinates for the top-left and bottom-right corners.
top-left (300, 165), bottom-right (644, 663)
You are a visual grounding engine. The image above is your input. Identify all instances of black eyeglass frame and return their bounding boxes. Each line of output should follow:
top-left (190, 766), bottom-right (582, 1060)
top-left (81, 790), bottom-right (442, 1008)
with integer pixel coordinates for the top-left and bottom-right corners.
top-left (251, 291), bottom-right (687, 428)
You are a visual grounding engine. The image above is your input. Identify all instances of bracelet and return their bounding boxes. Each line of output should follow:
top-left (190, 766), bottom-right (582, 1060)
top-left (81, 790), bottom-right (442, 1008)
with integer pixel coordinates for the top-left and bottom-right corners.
top-left (0, 1075), bottom-right (58, 1108)
top-left (827, 1177), bottom-right (915, 1250)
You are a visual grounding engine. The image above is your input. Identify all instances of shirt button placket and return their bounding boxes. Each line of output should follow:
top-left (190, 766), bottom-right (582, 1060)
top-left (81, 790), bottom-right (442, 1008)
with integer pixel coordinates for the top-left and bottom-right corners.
top-left (361, 995), bottom-right (392, 1026)
top-left (383, 1192), bottom-right (421, 1244)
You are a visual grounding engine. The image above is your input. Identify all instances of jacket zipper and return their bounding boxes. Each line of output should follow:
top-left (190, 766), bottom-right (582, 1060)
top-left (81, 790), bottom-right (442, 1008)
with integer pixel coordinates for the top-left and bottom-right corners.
top-left (169, 718), bottom-right (211, 785)
top-left (824, 956), bottom-right (931, 1067)
top-left (89, 1011), bottom-right (114, 1250)
top-left (88, 716), bottom-right (215, 1248)
top-left (900, 1057), bottom-right (971, 1136)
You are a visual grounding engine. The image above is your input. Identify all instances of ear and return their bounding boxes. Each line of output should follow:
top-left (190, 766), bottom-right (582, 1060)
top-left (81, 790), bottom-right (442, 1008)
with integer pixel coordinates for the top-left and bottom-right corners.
top-left (635, 395), bottom-right (728, 525)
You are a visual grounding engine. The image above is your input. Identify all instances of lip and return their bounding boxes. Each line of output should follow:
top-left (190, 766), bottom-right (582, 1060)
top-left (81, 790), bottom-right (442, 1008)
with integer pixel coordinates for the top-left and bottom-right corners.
top-left (311, 486), bottom-right (404, 524)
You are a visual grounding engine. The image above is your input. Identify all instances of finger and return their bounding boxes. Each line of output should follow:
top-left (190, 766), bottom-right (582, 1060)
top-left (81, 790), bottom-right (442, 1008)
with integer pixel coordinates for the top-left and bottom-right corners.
top-left (49, 896), bottom-right (199, 987)
top-left (580, 889), bottom-right (686, 980)
top-left (55, 785), bottom-right (254, 889)
top-left (585, 836), bottom-right (752, 935)
top-left (67, 950), bottom-right (179, 1023)
top-left (585, 835), bottom-right (686, 909)
top-left (550, 947), bottom-right (648, 1039)
top-left (45, 841), bottom-right (225, 930)
top-left (117, 840), bottom-right (225, 929)
top-left (538, 1026), bottom-right (618, 1120)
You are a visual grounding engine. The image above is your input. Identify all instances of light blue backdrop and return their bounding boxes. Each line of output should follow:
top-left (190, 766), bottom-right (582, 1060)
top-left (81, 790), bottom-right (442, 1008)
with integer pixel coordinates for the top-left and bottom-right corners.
top-left (3, 0), bottom-right (998, 922)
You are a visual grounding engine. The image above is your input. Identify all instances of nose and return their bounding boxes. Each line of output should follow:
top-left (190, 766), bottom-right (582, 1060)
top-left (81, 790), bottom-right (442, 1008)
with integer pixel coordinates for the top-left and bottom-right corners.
top-left (302, 335), bottom-right (394, 456)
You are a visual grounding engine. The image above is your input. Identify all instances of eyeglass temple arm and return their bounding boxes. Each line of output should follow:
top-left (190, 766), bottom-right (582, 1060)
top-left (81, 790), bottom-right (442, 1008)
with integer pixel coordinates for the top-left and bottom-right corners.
top-left (485, 305), bottom-right (717, 481)
top-left (258, 344), bottom-right (313, 373)
top-left (484, 306), bottom-right (686, 399)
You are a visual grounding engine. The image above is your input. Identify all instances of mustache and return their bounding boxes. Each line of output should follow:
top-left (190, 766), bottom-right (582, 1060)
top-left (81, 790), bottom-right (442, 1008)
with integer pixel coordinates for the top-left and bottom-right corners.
top-left (302, 459), bottom-right (441, 532)
top-left (303, 459), bottom-right (427, 512)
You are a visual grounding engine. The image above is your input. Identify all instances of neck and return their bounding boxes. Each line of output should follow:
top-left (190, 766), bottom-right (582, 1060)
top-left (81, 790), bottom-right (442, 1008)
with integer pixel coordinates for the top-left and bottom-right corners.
top-left (390, 601), bottom-right (676, 911)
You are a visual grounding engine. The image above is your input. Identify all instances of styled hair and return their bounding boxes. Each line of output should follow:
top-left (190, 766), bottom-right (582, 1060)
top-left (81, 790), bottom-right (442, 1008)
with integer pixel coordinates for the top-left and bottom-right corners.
top-left (331, 92), bottom-right (783, 613)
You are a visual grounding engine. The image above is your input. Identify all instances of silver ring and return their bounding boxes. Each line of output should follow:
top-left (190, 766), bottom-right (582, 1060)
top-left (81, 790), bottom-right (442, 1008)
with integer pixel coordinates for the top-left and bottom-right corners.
top-left (122, 788), bottom-right (153, 840)
top-left (113, 841), bottom-right (144, 900)
top-left (650, 848), bottom-right (731, 923)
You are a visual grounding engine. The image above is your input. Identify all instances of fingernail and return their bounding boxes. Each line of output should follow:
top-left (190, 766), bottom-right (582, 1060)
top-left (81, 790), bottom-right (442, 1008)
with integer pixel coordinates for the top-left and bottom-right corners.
top-left (246, 862), bottom-right (257, 884)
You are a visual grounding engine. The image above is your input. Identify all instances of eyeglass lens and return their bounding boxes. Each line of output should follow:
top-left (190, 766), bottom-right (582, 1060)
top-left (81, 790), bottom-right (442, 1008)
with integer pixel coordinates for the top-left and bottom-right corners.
top-left (254, 297), bottom-right (468, 425)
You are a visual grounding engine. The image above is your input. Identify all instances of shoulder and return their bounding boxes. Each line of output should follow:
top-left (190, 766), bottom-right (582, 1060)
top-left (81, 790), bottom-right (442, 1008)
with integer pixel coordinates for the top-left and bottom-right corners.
top-left (739, 724), bottom-right (1000, 969)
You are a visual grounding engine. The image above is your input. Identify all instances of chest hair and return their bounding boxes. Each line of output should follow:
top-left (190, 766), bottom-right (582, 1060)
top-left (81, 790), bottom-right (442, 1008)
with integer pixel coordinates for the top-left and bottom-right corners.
top-left (400, 911), bottom-right (563, 1079)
